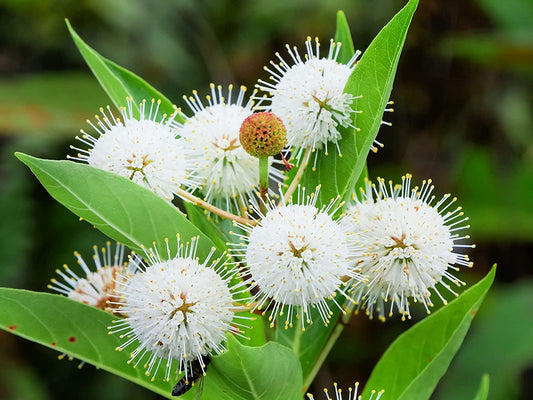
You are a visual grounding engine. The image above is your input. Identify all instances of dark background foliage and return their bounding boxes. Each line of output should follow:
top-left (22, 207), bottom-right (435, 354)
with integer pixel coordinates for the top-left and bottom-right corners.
top-left (0, 0), bottom-right (531, 399)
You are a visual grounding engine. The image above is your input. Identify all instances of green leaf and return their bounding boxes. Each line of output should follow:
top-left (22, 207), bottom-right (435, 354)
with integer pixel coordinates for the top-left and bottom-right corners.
top-left (334, 11), bottom-right (356, 64)
top-left (201, 335), bottom-right (303, 400)
top-left (473, 374), bottom-right (490, 400)
top-left (434, 280), bottom-right (533, 400)
top-left (362, 266), bottom-right (496, 400)
top-left (66, 20), bottom-right (182, 122)
top-left (0, 288), bottom-right (175, 399)
top-left (300, 0), bottom-right (418, 207)
top-left (16, 153), bottom-right (218, 259)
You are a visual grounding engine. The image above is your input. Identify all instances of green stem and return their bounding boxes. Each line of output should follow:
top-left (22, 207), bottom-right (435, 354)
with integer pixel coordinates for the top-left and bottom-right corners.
top-left (259, 157), bottom-right (269, 214)
top-left (303, 303), bottom-right (356, 391)
top-left (303, 322), bottom-right (345, 392)
top-left (291, 323), bottom-right (303, 354)
top-left (236, 195), bottom-right (247, 217)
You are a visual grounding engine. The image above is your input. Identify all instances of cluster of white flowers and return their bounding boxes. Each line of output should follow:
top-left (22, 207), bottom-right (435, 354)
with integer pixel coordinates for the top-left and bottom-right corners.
top-left (58, 33), bottom-right (474, 394)
top-left (230, 175), bottom-right (472, 328)
top-left (70, 88), bottom-right (286, 213)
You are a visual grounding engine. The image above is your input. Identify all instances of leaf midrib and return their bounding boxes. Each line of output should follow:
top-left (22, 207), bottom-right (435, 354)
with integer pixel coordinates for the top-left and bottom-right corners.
top-left (35, 163), bottom-right (142, 248)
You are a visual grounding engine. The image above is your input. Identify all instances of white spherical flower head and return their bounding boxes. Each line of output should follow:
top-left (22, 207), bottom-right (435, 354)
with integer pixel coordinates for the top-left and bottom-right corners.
top-left (307, 382), bottom-right (384, 400)
top-left (343, 174), bottom-right (474, 321)
top-left (48, 242), bottom-right (131, 312)
top-left (69, 98), bottom-right (198, 201)
top-left (177, 84), bottom-right (284, 212)
top-left (110, 237), bottom-right (246, 382)
top-left (231, 187), bottom-right (365, 329)
top-left (256, 37), bottom-right (362, 165)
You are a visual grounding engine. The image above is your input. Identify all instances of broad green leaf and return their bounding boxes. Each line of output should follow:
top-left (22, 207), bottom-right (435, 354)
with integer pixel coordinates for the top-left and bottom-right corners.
top-left (201, 334), bottom-right (302, 400)
top-left (473, 374), bottom-right (490, 400)
top-left (66, 20), bottom-right (182, 122)
top-left (300, 0), bottom-right (418, 207)
top-left (0, 288), bottom-right (175, 399)
top-left (16, 153), bottom-right (219, 259)
top-left (362, 266), bottom-right (496, 400)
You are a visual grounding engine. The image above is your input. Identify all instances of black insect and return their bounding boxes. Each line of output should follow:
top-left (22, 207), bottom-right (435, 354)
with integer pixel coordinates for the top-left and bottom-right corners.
top-left (172, 355), bottom-right (211, 397)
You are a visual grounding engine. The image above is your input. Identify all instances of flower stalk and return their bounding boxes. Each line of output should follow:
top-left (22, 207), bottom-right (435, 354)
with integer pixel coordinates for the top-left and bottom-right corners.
top-left (281, 146), bottom-right (312, 204)
top-left (176, 188), bottom-right (256, 226)
top-left (258, 157), bottom-right (269, 214)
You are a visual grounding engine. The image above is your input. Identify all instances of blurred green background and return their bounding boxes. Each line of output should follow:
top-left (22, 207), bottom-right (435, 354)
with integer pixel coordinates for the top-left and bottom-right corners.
top-left (0, 0), bottom-right (531, 399)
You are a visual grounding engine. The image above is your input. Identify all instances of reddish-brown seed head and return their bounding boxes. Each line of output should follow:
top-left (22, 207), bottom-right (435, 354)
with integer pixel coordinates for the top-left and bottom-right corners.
top-left (239, 112), bottom-right (287, 158)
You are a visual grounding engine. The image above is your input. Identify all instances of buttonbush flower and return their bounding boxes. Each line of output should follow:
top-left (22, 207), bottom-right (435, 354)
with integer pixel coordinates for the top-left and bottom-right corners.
top-left (48, 242), bottom-right (130, 312)
top-left (307, 382), bottom-right (384, 400)
top-left (256, 37), bottom-right (362, 165)
top-left (343, 175), bottom-right (474, 321)
top-left (176, 84), bottom-right (284, 213)
top-left (231, 187), bottom-right (365, 329)
top-left (109, 236), bottom-right (247, 382)
top-left (69, 97), bottom-right (198, 201)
